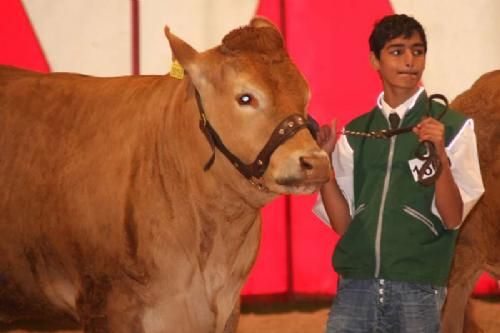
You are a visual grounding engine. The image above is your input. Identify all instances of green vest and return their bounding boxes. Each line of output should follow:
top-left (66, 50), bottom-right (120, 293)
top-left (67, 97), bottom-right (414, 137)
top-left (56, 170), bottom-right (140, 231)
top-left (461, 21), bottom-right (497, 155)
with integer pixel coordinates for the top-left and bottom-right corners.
top-left (333, 93), bottom-right (467, 286)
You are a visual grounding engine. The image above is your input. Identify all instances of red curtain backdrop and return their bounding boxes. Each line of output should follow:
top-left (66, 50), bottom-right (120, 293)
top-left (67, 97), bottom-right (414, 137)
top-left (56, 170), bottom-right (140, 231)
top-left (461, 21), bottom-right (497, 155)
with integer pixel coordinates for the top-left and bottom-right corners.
top-left (242, 0), bottom-right (395, 297)
top-left (243, 0), bottom-right (500, 298)
top-left (0, 0), bottom-right (497, 299)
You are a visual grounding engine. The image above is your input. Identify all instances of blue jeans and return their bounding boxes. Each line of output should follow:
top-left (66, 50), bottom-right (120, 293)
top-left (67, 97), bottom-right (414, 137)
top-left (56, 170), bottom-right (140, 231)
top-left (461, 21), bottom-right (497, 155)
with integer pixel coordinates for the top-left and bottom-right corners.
top-left (326, 278), bottom-right (446, 333)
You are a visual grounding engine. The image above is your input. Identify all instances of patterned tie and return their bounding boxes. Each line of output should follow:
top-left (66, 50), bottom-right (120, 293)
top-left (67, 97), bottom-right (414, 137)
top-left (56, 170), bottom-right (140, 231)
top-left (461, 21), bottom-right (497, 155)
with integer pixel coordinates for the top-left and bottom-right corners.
top-left (388, 112), bottom-right (401, 130)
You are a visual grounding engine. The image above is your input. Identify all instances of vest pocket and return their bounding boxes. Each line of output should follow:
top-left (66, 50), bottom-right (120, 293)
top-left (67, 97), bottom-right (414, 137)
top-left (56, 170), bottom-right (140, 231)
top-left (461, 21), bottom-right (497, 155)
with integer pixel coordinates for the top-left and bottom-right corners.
top-left (352, 203), bottom-right (366, 218)
top-left (403, 205), bottom-right (439, 236)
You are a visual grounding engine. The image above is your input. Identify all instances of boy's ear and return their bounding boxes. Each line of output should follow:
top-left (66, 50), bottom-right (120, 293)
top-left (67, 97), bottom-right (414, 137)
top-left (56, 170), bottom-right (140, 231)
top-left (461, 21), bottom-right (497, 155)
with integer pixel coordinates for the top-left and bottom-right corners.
top-left (370, 52), bottom-right (380, 70)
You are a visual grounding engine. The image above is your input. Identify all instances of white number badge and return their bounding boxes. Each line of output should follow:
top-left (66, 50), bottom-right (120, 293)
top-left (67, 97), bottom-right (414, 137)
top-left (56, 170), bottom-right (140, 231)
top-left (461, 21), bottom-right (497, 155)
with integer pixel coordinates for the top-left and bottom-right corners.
top-left (408, 157), bottom-right (437, 182)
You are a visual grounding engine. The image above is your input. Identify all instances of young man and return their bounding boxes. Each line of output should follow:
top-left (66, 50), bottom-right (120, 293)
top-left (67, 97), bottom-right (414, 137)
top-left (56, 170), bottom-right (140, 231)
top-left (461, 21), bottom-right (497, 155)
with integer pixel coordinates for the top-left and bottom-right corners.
top-left (313, 14), bottom-right (484, 332)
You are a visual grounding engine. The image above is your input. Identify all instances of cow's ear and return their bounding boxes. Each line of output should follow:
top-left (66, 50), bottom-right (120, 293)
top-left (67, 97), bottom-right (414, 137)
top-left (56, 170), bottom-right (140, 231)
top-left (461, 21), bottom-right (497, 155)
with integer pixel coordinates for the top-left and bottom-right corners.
top-left (164, 26), bottom-right (201, 78)
top-left (250, 16), bottom-right (280, 32)
top-left (249, 16), bottom-right (284, 42)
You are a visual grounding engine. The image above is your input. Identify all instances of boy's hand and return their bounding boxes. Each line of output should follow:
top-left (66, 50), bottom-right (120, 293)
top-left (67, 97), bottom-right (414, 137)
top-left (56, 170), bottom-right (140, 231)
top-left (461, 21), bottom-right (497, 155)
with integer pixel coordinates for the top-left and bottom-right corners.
top-left (317, 119), bottom-right (337, 155)
top-left (412, 117), bottom-right (447, 159)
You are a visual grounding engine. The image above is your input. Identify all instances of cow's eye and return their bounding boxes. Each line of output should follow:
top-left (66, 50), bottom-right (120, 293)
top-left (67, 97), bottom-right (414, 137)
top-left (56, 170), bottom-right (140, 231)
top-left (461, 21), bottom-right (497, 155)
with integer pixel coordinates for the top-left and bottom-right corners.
top-left (237, 94), bottom-right (254, 106)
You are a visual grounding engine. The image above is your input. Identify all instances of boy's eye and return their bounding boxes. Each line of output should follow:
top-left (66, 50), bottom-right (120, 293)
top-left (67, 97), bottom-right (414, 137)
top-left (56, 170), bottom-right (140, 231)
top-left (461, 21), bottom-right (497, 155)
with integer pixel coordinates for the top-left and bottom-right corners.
top-left (413, 49), bottom-right (424, 56)
top-left (390, 49), bottom-right (402, 56)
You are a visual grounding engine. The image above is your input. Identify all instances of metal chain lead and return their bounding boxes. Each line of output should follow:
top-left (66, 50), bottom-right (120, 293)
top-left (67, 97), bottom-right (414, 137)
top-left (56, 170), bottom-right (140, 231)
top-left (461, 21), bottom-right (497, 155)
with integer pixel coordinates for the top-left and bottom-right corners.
top-left (342, 129), bottom-right (391, 139)
top-left (341, 94), bottom-right (449, 140)
top-left (340, 94), bottom-right (449, 186)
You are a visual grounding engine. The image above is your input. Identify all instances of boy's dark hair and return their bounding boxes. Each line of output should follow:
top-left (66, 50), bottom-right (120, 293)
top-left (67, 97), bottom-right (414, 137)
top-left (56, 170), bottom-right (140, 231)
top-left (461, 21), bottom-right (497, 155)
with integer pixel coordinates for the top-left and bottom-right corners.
top-left (369, 14), bottom-right (427, 59)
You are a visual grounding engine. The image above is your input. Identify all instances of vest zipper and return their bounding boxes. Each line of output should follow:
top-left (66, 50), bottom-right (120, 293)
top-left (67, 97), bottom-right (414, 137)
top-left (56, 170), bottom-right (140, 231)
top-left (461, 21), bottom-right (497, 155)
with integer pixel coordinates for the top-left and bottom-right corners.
top-left (374, 135), bottom-right (396, 277)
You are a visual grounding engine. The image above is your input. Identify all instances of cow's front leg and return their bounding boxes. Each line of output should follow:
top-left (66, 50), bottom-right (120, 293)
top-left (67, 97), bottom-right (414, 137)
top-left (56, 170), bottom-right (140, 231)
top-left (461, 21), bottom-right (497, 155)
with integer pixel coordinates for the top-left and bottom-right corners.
top-left (77, 275), bottom-right (145, 333)
top-left (463, 300), bottom-right (485, 333)
top-left (222, 298), bottom-right (240, 333)
top-left (76, 275), bottom-right (110, 333)
top-left (442, 252), bottom-right (483, 333)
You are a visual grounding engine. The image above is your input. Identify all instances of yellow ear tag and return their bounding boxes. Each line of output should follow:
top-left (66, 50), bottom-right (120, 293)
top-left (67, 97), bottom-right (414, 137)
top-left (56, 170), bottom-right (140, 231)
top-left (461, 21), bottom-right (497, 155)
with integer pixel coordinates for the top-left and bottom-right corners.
top-left (170, 60), bottom-right (184, 80)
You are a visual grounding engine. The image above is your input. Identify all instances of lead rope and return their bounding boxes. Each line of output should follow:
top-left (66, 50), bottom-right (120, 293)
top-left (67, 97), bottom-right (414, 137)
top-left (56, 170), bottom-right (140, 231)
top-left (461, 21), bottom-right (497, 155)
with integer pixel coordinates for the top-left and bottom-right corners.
top-left (414, 94), bottom-right (449, 186)
top-left (342, 94), bottom-right (449, 186)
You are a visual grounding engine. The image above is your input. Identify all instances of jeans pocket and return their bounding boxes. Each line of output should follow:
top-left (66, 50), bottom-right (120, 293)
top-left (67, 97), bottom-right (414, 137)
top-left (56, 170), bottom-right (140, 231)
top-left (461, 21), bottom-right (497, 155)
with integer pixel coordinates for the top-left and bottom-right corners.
top-left (435, 287), bottom-right (447, 312)
top-left (399, 283), bottom-right (444, 332)
top-left (407, 282), bottom-right (437, 295)
top-left (337, 278), bottom-right (356, 292)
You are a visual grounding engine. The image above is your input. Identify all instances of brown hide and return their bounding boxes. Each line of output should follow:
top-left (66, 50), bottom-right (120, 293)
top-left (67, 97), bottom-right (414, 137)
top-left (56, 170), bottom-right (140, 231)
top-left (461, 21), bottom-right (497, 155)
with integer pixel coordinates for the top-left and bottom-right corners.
top-left (442, 70), bottom-right (500, 333)
top-left (0, 18), bottom-right (330, 333)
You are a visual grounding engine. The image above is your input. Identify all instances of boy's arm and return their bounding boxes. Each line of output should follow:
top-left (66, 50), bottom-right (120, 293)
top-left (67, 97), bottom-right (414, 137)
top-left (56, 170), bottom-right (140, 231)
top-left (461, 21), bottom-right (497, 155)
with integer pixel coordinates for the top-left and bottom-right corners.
top-left (319, 176), bottom-right (352, 235)
top-left (438, 120), bottom-right (485, 227)
top-left (434, 154), bottom-right (463, 229)
top-left (313, 120), bottom-right (353, 235)
top-left (413, 117), bottom-right (463, 229)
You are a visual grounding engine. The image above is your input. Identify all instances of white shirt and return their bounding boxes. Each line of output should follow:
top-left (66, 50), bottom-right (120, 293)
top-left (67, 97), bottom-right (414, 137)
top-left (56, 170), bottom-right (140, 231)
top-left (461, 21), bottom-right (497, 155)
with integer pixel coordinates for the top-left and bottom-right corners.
top-left (313, 88), bottom-right (485, 229)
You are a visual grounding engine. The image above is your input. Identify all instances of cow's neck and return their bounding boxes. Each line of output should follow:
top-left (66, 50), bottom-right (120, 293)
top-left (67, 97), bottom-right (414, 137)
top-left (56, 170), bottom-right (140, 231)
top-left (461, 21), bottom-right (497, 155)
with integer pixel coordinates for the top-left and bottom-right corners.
top-left (147, 79), bottom-right (273, 324)
top-left (153, 76), bottom-right (267, 273)
top-left (159, 77), bottom-right (275, 204)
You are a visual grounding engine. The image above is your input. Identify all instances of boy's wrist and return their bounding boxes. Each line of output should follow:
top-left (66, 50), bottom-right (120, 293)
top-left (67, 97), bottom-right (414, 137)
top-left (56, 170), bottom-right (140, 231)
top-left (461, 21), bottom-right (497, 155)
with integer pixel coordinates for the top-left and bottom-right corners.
top-left (440, 154), bottom-right (451, 168)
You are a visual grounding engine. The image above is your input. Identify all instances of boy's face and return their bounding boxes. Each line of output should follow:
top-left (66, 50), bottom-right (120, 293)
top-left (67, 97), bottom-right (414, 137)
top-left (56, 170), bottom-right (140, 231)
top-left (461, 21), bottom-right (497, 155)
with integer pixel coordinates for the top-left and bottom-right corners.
top-left (370, 32), bottom-right (426, 93)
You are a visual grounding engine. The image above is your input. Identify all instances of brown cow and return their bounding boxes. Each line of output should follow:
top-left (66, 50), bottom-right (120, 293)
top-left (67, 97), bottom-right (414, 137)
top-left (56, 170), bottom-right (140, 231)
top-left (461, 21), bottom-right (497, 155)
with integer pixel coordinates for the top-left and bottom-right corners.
top-left (0, 18), bottom-right (331, 333)
top-left (442, 70), bottom-right (500, 332)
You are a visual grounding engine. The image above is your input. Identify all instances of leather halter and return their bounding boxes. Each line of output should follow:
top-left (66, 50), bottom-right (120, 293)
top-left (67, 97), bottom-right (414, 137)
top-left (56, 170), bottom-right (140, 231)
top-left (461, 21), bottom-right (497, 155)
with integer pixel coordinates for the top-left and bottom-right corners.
top-left (194, 89), bottom-right (311, 184)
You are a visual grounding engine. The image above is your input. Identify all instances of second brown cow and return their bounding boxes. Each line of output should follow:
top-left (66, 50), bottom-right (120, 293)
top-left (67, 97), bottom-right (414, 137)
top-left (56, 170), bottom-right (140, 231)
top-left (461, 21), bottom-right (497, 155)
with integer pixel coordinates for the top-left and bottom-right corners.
top-left (442, 70), bottom-right (500, 333)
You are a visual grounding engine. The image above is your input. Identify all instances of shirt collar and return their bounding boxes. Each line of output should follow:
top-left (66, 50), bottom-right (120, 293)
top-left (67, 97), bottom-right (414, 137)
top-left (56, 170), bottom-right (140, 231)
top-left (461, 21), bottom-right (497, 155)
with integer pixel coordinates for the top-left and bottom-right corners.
top-left (377, 86), bottom-right (425, 119)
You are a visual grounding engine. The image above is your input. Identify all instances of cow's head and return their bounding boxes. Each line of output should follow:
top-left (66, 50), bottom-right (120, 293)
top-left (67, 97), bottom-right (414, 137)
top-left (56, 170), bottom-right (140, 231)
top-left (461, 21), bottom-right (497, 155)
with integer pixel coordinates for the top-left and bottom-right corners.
top-left (164, 18), bottom-right (331, 195)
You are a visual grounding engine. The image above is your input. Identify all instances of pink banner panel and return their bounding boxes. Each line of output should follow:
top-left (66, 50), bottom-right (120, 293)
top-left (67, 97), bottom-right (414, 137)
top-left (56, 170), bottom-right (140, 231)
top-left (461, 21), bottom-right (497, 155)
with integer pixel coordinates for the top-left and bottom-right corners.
top-left (252, 0), bottom-right (395, 297)
top-left (242, 0), bottom-right (289, 297)
top-left (0, 0), bottom-right (49, 72)
top-left (241, 196), bottom-right (289, 295)
top-left (285, 0), bottom-right (394, 296)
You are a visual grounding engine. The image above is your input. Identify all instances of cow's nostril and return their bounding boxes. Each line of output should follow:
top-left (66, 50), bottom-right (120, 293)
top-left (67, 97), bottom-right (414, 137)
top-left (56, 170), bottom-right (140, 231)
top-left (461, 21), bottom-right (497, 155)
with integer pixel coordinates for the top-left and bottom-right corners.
top-left (300, 156), bottom-right (314, 170)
